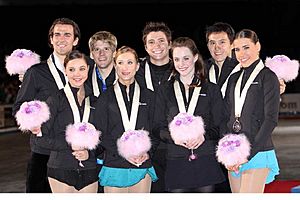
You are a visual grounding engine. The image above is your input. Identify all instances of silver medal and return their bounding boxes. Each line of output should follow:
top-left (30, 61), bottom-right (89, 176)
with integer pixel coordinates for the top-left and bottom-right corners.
top-left (233, 117), bottom-right (242, 133)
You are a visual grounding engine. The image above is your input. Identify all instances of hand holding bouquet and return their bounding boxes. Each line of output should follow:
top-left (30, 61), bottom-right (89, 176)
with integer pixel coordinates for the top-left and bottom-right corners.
top-left (15, 100), bottom-right (50, 133)
top-left (65, 122), bottom-right (101, 167)
top-left (117, 129), bottom-right (151, 167)
top-left (169, 112), bottom-right (205, 161)
top-left (216, 133), bottom-right (250, 173)
top-left (265, 55), bottom-right (299, 82)
top-left (5, 49), bottom-right (40, 76)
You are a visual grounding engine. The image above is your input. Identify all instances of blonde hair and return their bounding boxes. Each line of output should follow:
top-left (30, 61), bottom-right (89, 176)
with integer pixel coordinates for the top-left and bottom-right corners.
top-left (114, 46), bottom-right (139, 63)
top-left (88, 31), bottom-right (117, 52)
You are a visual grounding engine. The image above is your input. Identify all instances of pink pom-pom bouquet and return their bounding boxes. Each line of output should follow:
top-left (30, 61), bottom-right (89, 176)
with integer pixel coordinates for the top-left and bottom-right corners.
top-left (65, 122), bottom-right (101, 167)
top-left (216, 133), bottom-right (251, 167)
top-left (169, 112), bottom-right (205, 143)
top-left (5, 49), bottom-right (40, 75)
top-left (265, 55), bottom-right (299, 82)
top-left (169, 112), bottom-right (205, 161)
top-left (15, 100), bottom-right (50, 132)
top-left (65, 122), bottom-right (101, 150)
top-left (117, 129), bottom-right (152, 160)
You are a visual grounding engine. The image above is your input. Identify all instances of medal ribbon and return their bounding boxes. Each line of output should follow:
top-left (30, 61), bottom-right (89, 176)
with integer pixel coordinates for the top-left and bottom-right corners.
top-left (174, 80), bottom-right (201, 115)
top-left (114, 81), bottom-right (140, 131)
top-left (64, 84), bottom-right (90, 123)
top-left (234, 60), bottom-right (264, 118)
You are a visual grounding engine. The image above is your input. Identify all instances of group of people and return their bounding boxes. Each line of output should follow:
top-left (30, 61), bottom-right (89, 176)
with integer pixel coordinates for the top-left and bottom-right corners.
top-left (12, 17), bottom-right (285, 193)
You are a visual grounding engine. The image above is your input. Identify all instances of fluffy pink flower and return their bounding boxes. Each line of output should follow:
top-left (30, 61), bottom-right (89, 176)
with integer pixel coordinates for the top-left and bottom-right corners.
top-left (216, 133), bottom-right (251, 166)
top-left (265, 55), bottom-right (299, 82)
top-left (65, 122), bottom-right (101, 150)
top-left (169, 112), bottom-right (205, 143)
top-left (5, 49), bottom-right (40, 75)
top-left (117, 129), bottom-right (151, 160)
top-left (15, 100), bottom-right (50, 131)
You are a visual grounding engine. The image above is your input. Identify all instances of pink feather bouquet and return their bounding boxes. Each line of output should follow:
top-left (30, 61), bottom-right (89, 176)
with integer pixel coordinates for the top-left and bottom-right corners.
top-left (169, 112), bottom-right (205, 161)
top-left (216, 133), bottom-right (251, 172)
top-left (117, 129), bottom-right (152, 161)
top-left (265, 55), bottom-right (299, 82)
top-left (65, 122), bottom-right (101, 150)
top-left (65, 122), bottom-right (101, 167)
top-left (5, 49), bottom-right (40, 75)
top-left (15, 100), bottom-right (50, 132)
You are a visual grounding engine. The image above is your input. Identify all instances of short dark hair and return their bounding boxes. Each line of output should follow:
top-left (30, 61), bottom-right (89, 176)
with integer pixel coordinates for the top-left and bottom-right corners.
top-left (142, 21), bottom-right (172, 45)
top-left (205, 22), bottom-right (235, 44)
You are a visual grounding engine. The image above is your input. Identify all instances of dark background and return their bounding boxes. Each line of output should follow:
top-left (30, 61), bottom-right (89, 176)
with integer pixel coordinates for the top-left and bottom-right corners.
top-left (1, 0), bottom-right (299, 93)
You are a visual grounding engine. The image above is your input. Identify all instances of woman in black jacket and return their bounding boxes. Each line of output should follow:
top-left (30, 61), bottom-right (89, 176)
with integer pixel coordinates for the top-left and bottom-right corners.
top-left (153, 37), bottom-right (225, 192)
top-left (223, 29), bottom-right (280, 193)
top-left (34, 50), bottom-right (102, 192)
top-left (97, 46), bottom-right (159, 193)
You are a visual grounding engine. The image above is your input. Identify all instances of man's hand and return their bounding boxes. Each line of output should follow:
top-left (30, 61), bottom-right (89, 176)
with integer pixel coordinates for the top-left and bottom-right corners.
top-left (279, 78), bottom-right (286, 95)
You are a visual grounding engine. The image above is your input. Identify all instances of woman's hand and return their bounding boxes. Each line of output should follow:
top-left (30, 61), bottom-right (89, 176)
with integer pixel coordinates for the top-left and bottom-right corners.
top-left (185, 135), bottom-right (205, 150)
top-left (174, 135), bottom-right (205, 149)
top-left (226, 160), bottom-right (248, 173)
top-left (71, 145), bottom-right (83, 151)
top-left (30, 126), bottom-right (41, 135)
top-left (127, 153), bottom-right (149, 167)
top-left (173, 139), bottom-right (189, 148)
top-left (226, 164), bottom-right (241, 173)
top-left (136, 153), bottom-right (149, 164)
top-left (72, 149), bottom-right (89, 161)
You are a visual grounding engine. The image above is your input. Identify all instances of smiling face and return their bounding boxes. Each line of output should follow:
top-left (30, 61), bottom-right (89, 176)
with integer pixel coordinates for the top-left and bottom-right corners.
top-left (50, 24), bottom-right (78, 56)
top-left (145, 31), bottom-right (171, 65)
top-left (115, 51), bottom-right (139, 86)
top-left (207, 31), bottom-right (232, 64)
top-left (50, 24), bottom-right (79, 57)
top-left (65, 58), bottom-right (89, 88)
top-left (172, 46), bottom-right (197, 79)
top-left (90, 40), bottom-right (114, 69)
top-left (233, 38), bottom-right (260, 68)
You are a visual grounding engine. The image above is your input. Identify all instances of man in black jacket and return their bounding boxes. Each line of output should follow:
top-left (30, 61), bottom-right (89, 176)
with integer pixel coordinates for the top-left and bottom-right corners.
top-left (87, 31), bottom-right (118, 97)
top-left (205, 22), bottom-right (239, 98)
top-left (12, 18), bottom-right (81, 193)
top-left (135, 21), bottom-right (173, 193)
top-left (204, 22), bottom-right (238, 193)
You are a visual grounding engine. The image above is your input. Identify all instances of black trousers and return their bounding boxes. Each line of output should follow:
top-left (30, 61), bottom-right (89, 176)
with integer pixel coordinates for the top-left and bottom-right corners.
top-left (151, 143), bottom-right (167, 193)
top-left (169, 185), bottom-right (215, 193)
top-left (26, 152), bottom-right (51, 193)
top-left (214, 164), bottom-right (232, 193)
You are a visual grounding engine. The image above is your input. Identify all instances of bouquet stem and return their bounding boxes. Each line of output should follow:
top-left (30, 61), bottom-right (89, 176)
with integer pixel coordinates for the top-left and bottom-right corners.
top-left (189, 149), bottom-right (197, 161)
top-left (79, 160), bottom-right (84, 167)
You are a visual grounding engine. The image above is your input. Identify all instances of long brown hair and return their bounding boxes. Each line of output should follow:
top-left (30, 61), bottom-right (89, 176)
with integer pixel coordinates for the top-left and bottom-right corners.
top-left (170, 37), bottom-right (206, 86)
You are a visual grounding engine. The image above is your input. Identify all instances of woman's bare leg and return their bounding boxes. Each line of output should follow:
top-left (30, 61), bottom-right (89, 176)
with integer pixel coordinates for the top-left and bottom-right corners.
top-left (129, 174), bottom-right (152, 193)
top-left (103, 174), bottom-right (152, 193)
top-left (48, 177), bottom-right (77, 193)
top-left (78, 181), bottom-right (98, 193)
top-left (228, 171), bottom-right (241, 193)
top-left (104, 186), bottom-right (129, 193)
top-left (239, 168), bottom-right (269, 193)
